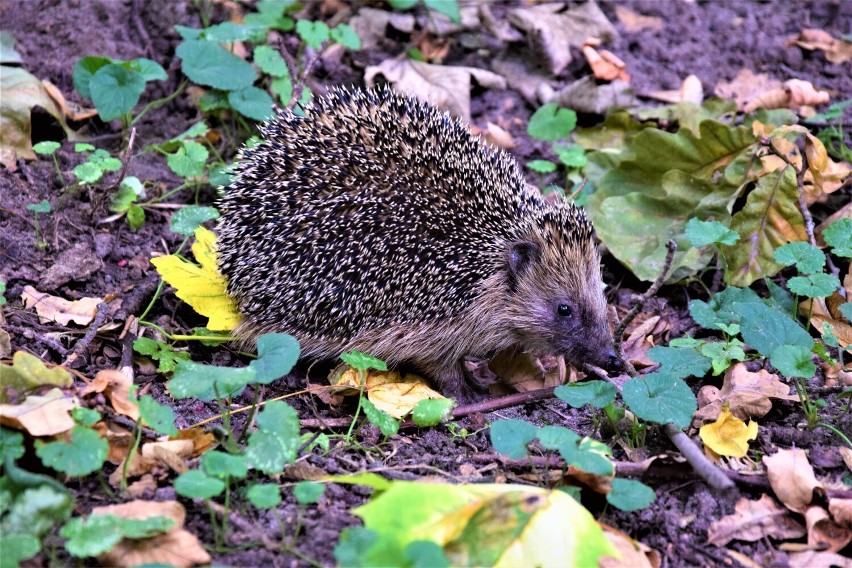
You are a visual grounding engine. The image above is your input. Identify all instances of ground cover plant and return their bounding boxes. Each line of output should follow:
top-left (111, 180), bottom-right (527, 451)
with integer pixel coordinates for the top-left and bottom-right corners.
top-left (1, 1), bottom-right (851, 566)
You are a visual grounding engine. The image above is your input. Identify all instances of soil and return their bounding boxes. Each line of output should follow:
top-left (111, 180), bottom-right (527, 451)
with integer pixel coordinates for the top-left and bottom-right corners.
top-left (1, 1), bottom-right (850, 567)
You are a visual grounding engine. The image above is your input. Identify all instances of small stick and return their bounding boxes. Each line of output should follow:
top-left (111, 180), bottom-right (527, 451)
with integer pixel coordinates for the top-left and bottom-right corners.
top-left (663, 423), bottom-right (735, 492)
top-left (63, 302), bottom-right (110, 366)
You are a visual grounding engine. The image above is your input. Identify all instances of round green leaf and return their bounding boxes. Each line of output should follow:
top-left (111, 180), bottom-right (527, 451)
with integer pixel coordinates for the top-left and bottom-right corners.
top-left (404, 540), bottom-right (450, 568)
top-left (330, 23), bottom-right (361, 50)
top-left (774, 241), bottom-right (824, 274)
top-left (26, 199), bottom-right (52, 214)
top-left (170, 205), bottom-right (220, 236)
top-left (89, 63), bottom-right (146, 121)
top-left (527, 159), bottom-right (557, 173)
top-left (648, 345), bottom-right (712, 378)
top-left (35, 425), bottom-right (108, 476)
top-left (1, 533), bottom-right (41, 566)
top-left (554, 381), bottom-right (617, 408)
top-left (201, 450), bottom-right (248, 480)
top-left (362, 399), bottom-right (399, 437)
top-left (411, 398), bottom-right (456, 426)
top-left (527, 103), bottom-right (577, 141)
top-left (246, 483), bottom-right (282, 509)
top-left (770, 345), bottom-right (816, 379)
top-left (607, 478), bottom-right (656, 511)
top-left (296, 20), bottom-right (330, 49)
top-left (293, 480), bottom-right (325, 504)
top-left (685, 217), bottom-right (739, 247)
top-left (254, 44), bottom-right (288, 77)
top-left (73, 55), bottom-right (112, 100)
top-left (823, 218), bottom-right (852, 257)
top-left (227, 86), bottom-right (274, 121)
top-left (340, 350), bottom-right (387, 372)
top-left (787, 273), bottom-right (840, 298)
top-left (126, 204), bottom-right (145, 231)
top-left (174, 470), bottom-right (225, 499)
top-left (621, 373), bottom-right (697, 429)
top-left (127, 57), bottom-right (167, 82)
top-left (33, 141), bottom-right (60, 156)
top-left (249, 333), bottom-right (300, 384)
top-left (176, 39), bottom-right (257, 91)
top-left (138, 395), bottom-right (177, 436)
top-left (489, 419), bottom-right (537, 459)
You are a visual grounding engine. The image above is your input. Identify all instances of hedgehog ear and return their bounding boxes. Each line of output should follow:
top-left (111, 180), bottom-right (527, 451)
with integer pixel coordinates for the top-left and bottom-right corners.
top-left (506, 240), bottom-right (541, 287)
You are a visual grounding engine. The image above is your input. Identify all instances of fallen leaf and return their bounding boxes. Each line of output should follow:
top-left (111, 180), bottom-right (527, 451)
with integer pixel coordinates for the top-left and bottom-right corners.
top-left (764, 448), bottom-right (822, 514)
top-left (743, 78), bottom-right (830, 114)
top-left (789, 28), bottom-right (852, 64)
top-left (150, 226), bottom-right (241, 331)
top-left (0, 350), bottom-right (72, 402)
top-left (646, 75), bottom-right (703, 105)
top-left (0, 387), bottom-right (77, 436)
top-left (715, 69), bottom-right (783, 111)
top-left (582, 44), bottom-right (630, 82)
top-left (699, 405), bottom-right (758, 458)
top-left (174, 427), bottom-right (217, 457)
top-left (21, 285), bottom-right (103, 326)
top-left (805, 504), bottom-right (852, 552)
top-left (600, 524), bottom-right (660, 567)
top-left (348, 7), bottom-right (415, 51)
top-left (490, 349), bottom-right (565, 393)
top-left (829, 499), bottom-right (852, 528)
top-left (81, 369), bottom-right (139, 420)
top-left (707, 494), bottom-right (806, 546)
top-left (614, 6), bottom-right (662, 32)
top-left (694, 363), bottom-right (798, 425)
top-left (364, 59), bottom-right (505, 122)
top-left (550, 75), bottom-right (637, 115)
top-left (788, 550), bottom-right (852, 568)
top-left (41, 79), bottom-right (97, 121)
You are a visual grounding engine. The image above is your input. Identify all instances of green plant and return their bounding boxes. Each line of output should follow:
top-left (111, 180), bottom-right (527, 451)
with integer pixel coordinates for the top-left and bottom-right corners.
top-left (73, 55), bottom-right (167, 126)
top-left (526, 102), bottom-right (588, 199)
top-left (32, 141), bottom-right (63, 186)
top-left (71, 143), bottom-right (122, 185)
top-left (387, 0), bottom-right (461, 24)
top-left (805, 99), bottom-right (852, 162)
top-left (339, 351), bottom-right (398, 441)
top-left (25, 199), bottom-right (51, 249)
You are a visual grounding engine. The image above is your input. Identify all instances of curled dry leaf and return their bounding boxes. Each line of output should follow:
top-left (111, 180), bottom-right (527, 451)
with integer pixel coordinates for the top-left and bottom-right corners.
top-left (348, 7), bottom-right (415, 51)
top-left (582, 44), bottom-right (630, 82)
top-left (694, 363), bottom-right (798, 425)
top-left (646, 75), bottom-right (704, 105)
top-left (0, 387), bottom-right (77, 436)
top-left (600, 524), bottom-right (660, 568)
top-left (21, 285), bottom-right (103, 326)
top-left (489, 348), bottom-right (566, 393)
top-left (364, 58), bottom-right (505, 122)
top-left (707, 494), bottom-right (806, 546)
top-left (715, 69), bottom-right (782, 111)
top-left (471, 122), bottom-right (515, 150)
top-left (788, 549), bottom-right (852, 568)
top-left (333, 368), bottom-right (444, 419)
top-left (789, 28), bottom-right (852, 64)
top-left (764, 448), bottom-right (822, 514)
top-left (81, 369), bottom-right (139, 420)
top-left (743, 79), bottom-right (830, 114)
top-left (805, 505), bottom-right (852, 552)
top-left (829, 499), bottom-right (852, 528)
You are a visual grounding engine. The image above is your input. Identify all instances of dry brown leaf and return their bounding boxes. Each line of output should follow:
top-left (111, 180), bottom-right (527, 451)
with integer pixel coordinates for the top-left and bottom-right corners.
top-left (174, 427), bottom-right (217, 457)
top-left (694, 363), bottom-right (798, 425)
top-left (472, 122), bottom-right (515, 150)
top-left (743, 79), bottom-right (830, 113)
top-left (707, 494), bottom-right (806, 546)
top-left (125, 474), bottom-right (158, 499)
top-left (715, 69), bottom-right (783, 111)
top-left (367, 371), bottom-right (445, 419)
top-left (621, 315), bottom-right (661, 368)
top-left (93, 500), bottom-right (210, 567)
top-left (790, 28), bottom-right (852, 64)
top-left (764, 448), bottom-right (822, 514)
top-left (41, 80), bottom-right (97, 121)
top-left (646, 75), bottom-right (704, 105)
top-left (364, 59), bottom-right (505, 122)
top-left (21, 285), bottom-right (103, 326)
top-left (582, 45), bottom-right (630, 82)
top-left (805, 505), bottom-right (852, 552)
top-left (93, 421), bottom-right (135, 465)
top-left (614, 5), bottom-right (662, 32)
top-left (81, 369), bottom-right (139, 420)
top-left (348, 8), bottom-right (415, 50)
top-left (829, 499), bottom-right (852, 528)
top-left (0, 388), bottom-right (77, 436)
top-left (840, 447), bottom-right (852, 472)
top-left (788, 549), bottom-right (852, 568)
top-left (141, 439), bottom-right (194, 473)
top-left (490, 349), bottom-right (566, 392)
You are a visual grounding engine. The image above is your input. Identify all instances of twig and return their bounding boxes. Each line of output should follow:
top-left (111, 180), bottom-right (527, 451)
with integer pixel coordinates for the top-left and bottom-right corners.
top-left (1, 324), bottom-right (69, 356)
top-left (612, 240), bottom-right (677, 373)
top-left (63, 302), bottom-right (110, 366)
top-left (663, 423), bottom-right (736, 493)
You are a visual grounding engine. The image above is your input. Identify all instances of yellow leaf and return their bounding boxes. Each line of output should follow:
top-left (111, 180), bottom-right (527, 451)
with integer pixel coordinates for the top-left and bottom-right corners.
top-left (699, 404), bottom-right (758, 458)
top-left (150, 227), bottom-right (241, 331)
top-left (331, 368), bottom-right (445, 419)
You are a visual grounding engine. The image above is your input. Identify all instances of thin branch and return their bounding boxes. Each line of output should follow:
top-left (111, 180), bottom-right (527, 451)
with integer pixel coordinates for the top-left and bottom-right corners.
top-left (63, 302), bottom-right (110, 366)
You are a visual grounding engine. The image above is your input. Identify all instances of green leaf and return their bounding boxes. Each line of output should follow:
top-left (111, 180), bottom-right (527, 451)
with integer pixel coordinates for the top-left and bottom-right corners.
top-left (35, 425), bottom-right (108, 476)
top-left (685, 217), bottom-right (739, 247)
top-left (26, 199), bottom-right (51, 214)
top-left (110, 176), bottom-right (145, 213)
top-left (71, 407), bottom-right (101, 427)
top-left (688, 286), bottom-right (764, 329)
top-left (245, 401), bottom-right (300, 474)
top-left (405, 540), bottom-right (450, 568)
top-left (132, 337), bottom-right (190, 373)
top-left (60, 515), bottom-right (173, 558)
top-left (201, 450), bottom-right (248, 480)
top-left (334, 527), bottom-right (378, 568)
top-left (170, 204), bottom-right (220, 236)
top-left (248, 333), bottom-right (300, 384)
top-left (209, 164), bottom-right (234, 187)
top-left (607, 478), bottom-right (655, 511)
top-left (73, 161), bottom-right (102, 183)
top-left (340, 350), bottom-right (387, 372)
top-left (198, 89), bottom-right (231, 112)
top-left (174, 469), bottom-right (225, 499)
top-left (202, 21), bottom-right (267, 42)
top-left (527, 103), bottom-right (577, 141)
top-left (138, 395), bottom-right (178, 436)
top-left (554, 143), bottom-right (587, 168)
top-left (227, 85), bottom-right (275, 121)
top-left (176, 39), bottom-right (257, 91)
top-left (803, 99), bottom-right (852, 123)
top-left (293, 480), bottom-right (326, 504)
top-left (723, 167), bottom-right (806, 286)
top-left (167, 140), bottom-right (209, 179)
top-left (32, 141), bottom-right (60, 155)
top-left (738, 302), bottom-right (813, 357)
top-left (126, 204), bottom-right (145, 230)
top-left (537, 426), bottom-right (614, 476)
top-left (823, 218), bottom-right (852, 257)
top-left (770, 345), bottom-right (816, 379)
top-left (126, 57), bottom-right (167, 82)
top-left (168, 359), bottom-right (254, 400)
top-left (89, 63), bottom-right (146, 121)
top-left (424, 0), bottom-right (460, 22)
top-left (362, 399), bottom-right (399, 437)
top-left (271, 74), bottom-right (293, 105)
top-left (74, 143), bottom-right (95, 152)
top-left (787, 273), bottom-right (840, 298)
top-left (588, 120), bottom-right (758, 283)
top-left (0, 484), bottom-right (72, 539)
top-left (489, 419), bottom-right (537, 459)
top-left (648, 345), bottom-right (711, 379)
top-left (527, 159), bottom-right (557, 173)
top-left (840, 303), bottom-right (852, 322)
top-left (554, 381), bottom-right (616, 408)
top-left (0, 427), bottom-right (25, 462)
top-left (774, 241), bottom-right (824, 274)
top-left (253, 45), bottom-right (288, 77)
top-left (330, 23), bottom-right (361, 50)
top-left (247, 483), bottom-right (282, 509)
top-left (73, 55), bottom-right (112, 100)
top-left (621, 373), bottom-right (697, 429)
top-left (700, 340), bottom-right (746, 375)
top-left (0, 533), bottom-right (40, 567)
top-left (296, 19), bottom-right (330, 49)
top-left (387, 0), bottom-right (418, 8)
top-left (411, 398), bottom-right (455, 426)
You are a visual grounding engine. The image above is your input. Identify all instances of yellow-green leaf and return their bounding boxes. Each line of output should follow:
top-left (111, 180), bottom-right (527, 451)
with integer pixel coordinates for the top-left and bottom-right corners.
top-left (150, 226), bottom-right (240, 331)
top-left (0, 351), bottom-right (72, 402)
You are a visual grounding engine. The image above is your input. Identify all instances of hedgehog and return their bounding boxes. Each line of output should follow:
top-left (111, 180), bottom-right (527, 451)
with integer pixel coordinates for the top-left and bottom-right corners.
top-left (216, 86), bottom-right (620, 401)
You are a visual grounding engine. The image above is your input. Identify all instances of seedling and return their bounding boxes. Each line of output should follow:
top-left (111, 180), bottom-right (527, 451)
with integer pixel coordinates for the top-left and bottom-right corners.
top-left (32, 141), bottom-right (63, 186)
top-left (25, 199), bottom-right (52, 249)
top-left (73, 55), bottom-right (167, 126)
top-left (339, 351), bottom-right (398, 441)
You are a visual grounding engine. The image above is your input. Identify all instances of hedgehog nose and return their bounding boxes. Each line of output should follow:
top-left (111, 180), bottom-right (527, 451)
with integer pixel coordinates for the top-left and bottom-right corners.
top-left (603, 349), bottom-right (624, 374)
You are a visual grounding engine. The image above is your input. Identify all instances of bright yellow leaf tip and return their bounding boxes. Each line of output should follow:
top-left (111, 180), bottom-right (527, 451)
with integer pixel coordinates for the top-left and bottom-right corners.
top-left (699, 404), bottom-right (758, 458)
top-left (150, 226), bottom-right (241, 331)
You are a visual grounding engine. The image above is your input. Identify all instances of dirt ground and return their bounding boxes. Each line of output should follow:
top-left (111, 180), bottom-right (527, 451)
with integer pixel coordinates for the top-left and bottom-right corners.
top-left (1, 1), bottom-right (851, 566)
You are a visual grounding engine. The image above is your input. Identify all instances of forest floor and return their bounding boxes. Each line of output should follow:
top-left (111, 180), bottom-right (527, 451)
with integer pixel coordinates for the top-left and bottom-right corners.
top-left (1, 1), bottom-right (851, 567)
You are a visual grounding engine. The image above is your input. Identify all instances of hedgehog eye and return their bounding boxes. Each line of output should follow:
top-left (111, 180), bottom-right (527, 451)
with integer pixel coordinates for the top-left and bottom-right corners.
top-left (557, 304), bottom-right (572, 317)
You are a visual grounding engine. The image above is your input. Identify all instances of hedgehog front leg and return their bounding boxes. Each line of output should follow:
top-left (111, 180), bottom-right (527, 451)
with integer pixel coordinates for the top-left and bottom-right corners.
top-left (435, 361), bottom-right (487, 404)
